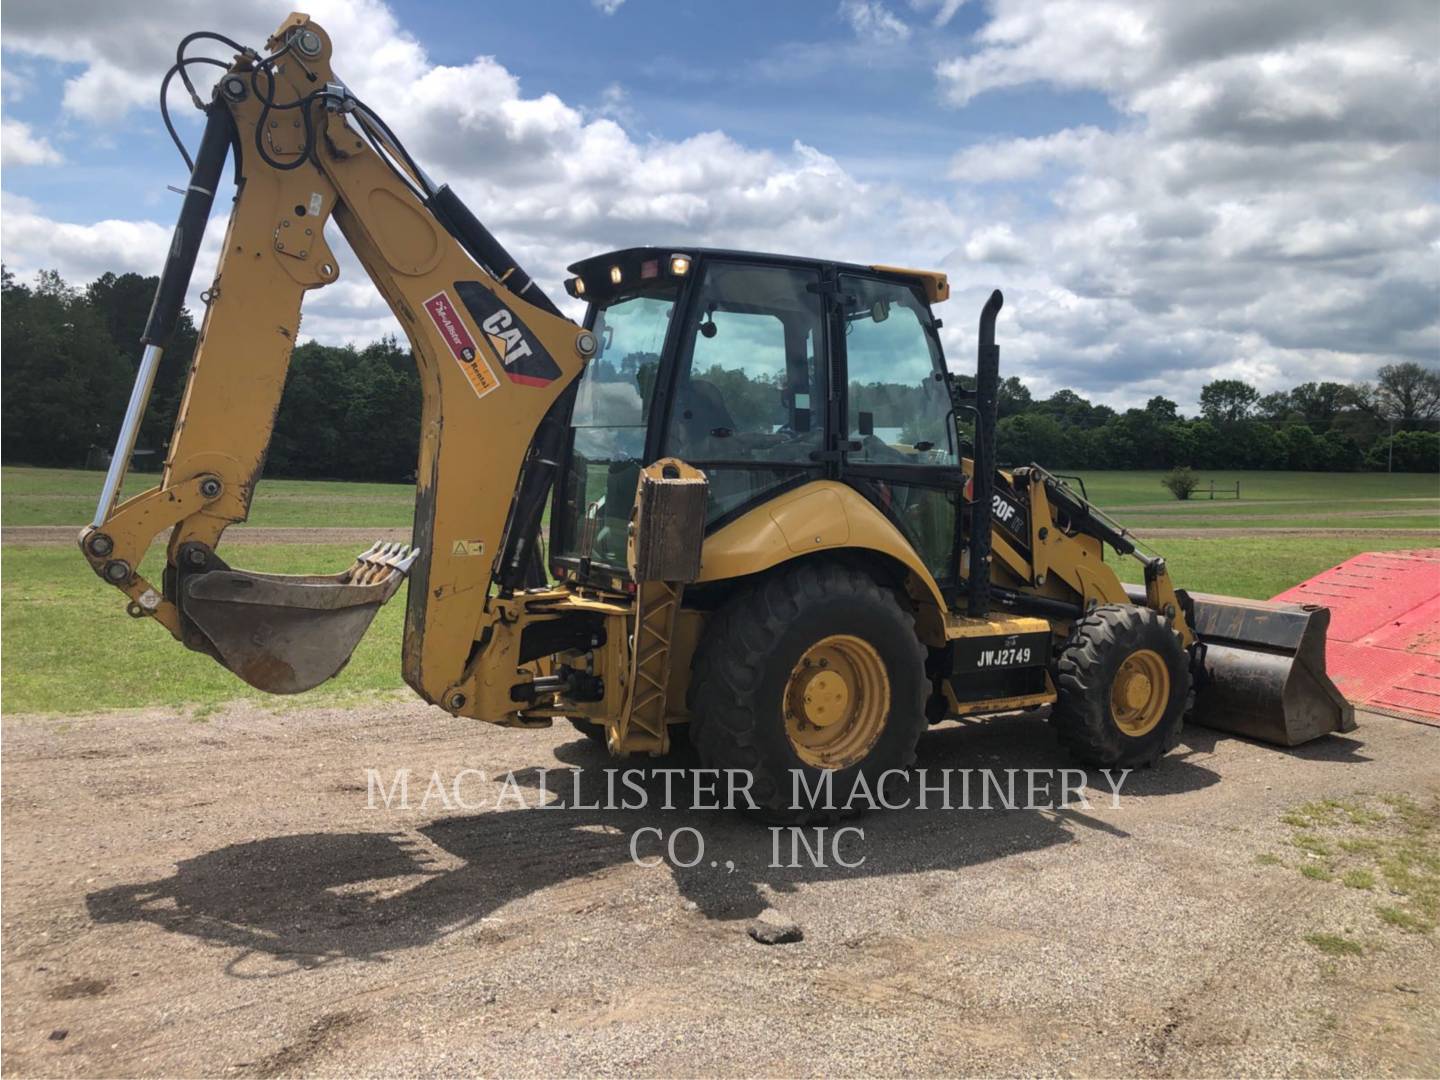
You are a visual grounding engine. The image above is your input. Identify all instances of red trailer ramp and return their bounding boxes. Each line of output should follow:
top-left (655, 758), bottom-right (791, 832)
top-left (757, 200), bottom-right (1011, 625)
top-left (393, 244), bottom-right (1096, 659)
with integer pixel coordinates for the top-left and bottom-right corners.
top-left (1273, 549), bottom-right (1440, 727)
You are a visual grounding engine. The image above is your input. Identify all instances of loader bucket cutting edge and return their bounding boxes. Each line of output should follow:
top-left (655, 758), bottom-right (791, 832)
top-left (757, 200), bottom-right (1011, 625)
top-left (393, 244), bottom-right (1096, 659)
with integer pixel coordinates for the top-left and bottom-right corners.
top-left (1184, 591), bottom-right (1355, 747)
top-left (181, 543), bottom-right (417, 695)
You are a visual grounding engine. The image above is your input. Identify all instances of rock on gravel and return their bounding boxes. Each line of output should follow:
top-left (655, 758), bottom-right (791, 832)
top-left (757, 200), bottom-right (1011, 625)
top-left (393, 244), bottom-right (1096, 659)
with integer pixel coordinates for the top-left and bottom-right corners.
top-left (748, 908), bottom-right (804, 945)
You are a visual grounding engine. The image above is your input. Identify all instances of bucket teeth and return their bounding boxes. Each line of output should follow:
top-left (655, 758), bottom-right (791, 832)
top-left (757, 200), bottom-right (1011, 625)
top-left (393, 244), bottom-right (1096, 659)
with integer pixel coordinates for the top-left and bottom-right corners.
top-left (347, 540), bottom-right (419, 585)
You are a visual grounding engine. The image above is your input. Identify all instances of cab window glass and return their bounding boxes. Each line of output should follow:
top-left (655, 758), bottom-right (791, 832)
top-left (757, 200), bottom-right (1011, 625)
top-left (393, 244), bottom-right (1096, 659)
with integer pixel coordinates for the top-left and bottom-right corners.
top-left (841, 276), bottom-right (954, 465)
top-left (666, 263), bottom-right (823, 463)
top-left (556, 292), bottom-right (672, 566)
top-left (664, 262), bottom-right (824, 519)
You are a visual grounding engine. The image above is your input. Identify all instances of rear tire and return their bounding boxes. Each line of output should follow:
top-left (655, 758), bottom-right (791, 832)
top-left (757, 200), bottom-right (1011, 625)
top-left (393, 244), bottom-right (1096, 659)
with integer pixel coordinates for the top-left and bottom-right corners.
top-left (688, 561), bottom-right (928, 817)
top-left (1051, 604), bottom-right (1189, 768)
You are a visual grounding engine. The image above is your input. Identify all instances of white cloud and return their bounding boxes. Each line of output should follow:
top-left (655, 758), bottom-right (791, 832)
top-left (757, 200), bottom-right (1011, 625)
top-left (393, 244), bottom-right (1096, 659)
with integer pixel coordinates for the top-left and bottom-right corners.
top-left (0, 0), bottom-right (924, 351)
top-left (932, 0), bottom-right (1440, 403)
top-left (2, 65), bottom-right (33, 103)
top-left (1, 0), bottom-right (1434, 411)
top-left (963, 223), bottom-right (1027, 264)
top-left (1, 118), bottom-right (63, 166)
top-left (591, 82), bottom-right (634, 124)
top-left (2, 202), bottom-right (175, 279)
top-left (910, 0), bottom-right (969, 28)
top-left (841, 1), bottom-right (912, 43)
top-left (950, 126), bottom-right (1103, 182)
top-left (593, 0), bottom-right (625, 13)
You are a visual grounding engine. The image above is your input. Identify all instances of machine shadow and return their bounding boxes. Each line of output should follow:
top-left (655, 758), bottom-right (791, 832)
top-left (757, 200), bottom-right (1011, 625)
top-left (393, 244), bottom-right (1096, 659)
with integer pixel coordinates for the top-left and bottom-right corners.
top-left (1178, 724), bottom-right (1372, 764)
top-left (86, 714), bottom-right (1224, 973)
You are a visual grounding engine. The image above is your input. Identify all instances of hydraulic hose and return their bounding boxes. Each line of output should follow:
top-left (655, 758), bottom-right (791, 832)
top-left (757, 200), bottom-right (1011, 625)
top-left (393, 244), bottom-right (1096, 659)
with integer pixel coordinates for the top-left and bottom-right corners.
top-left (424, 184), bottom-right (564, 319)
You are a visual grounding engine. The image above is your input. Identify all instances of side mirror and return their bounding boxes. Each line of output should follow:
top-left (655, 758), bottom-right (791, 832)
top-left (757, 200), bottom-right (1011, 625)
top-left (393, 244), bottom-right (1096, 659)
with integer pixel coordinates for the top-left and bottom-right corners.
top-left (858, 410), bottom-right (875, 436)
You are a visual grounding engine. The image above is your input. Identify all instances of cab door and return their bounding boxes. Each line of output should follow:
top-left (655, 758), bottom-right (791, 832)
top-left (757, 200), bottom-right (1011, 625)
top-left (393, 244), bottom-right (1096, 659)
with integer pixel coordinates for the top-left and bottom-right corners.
top-left (837, 273), bottom-right (963, 589)
top-left (656, 259), bottom-right (829, 526)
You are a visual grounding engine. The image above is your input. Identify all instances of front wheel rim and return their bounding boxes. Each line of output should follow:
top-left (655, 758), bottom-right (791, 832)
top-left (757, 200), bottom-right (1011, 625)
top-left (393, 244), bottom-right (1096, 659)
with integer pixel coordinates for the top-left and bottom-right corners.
top-left (784, 634), bottom-right (890, 769)
top-left (1110, 648), bottom-right (1170, 737)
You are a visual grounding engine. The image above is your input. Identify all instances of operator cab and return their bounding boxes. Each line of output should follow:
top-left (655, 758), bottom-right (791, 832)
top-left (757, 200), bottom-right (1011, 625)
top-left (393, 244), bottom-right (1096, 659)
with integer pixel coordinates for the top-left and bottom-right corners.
top-left (550, 247), bottom-right (961, 592)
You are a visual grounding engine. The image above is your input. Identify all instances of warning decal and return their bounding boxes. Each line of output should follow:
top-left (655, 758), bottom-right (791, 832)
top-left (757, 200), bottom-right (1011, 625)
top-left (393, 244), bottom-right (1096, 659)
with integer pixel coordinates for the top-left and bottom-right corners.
top-left (423, 291), bottom-right (499, 400)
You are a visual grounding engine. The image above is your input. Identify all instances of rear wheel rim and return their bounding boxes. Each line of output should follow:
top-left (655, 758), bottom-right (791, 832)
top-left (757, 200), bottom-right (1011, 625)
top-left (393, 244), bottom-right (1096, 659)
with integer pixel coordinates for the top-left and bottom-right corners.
top-left (1110, 648), bottom-right (1170, 737)
top-left (784, 634), bottom-right (890, 769)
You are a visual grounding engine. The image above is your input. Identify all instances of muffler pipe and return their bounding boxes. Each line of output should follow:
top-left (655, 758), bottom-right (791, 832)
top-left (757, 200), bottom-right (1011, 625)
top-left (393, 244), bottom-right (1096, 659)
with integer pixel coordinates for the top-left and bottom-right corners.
top-left (967, 288), bottom-right (1003, 617)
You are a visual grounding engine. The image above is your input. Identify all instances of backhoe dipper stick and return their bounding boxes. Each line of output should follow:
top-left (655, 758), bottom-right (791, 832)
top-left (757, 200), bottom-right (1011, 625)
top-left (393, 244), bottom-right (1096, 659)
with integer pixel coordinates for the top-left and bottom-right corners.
top-left (92, 102), bottom-right (234, 529)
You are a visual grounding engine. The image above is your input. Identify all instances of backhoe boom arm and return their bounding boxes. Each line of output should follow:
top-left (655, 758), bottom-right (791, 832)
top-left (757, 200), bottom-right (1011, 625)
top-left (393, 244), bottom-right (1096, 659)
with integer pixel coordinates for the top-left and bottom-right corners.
top-left (80, 14), bottom-right (594, 710)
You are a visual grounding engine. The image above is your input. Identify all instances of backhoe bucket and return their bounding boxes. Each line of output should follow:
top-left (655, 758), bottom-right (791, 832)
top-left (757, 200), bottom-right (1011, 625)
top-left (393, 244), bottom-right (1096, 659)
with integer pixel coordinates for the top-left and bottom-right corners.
top-left (181, 542), bottom-right (417, 694)
top-left (1185, 592), bottom-right (1356, 746)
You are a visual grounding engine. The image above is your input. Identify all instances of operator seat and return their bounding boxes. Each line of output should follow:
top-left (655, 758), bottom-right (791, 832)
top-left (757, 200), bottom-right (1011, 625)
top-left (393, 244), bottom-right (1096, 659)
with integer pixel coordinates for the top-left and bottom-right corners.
top-left (675, 378), bottom-right (737, 457)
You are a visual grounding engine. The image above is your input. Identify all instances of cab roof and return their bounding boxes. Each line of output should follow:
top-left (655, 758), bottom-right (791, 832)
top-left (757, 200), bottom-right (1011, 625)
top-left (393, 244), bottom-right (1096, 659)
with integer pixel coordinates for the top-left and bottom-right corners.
top-left (566, 246), bottom-right (950, 305)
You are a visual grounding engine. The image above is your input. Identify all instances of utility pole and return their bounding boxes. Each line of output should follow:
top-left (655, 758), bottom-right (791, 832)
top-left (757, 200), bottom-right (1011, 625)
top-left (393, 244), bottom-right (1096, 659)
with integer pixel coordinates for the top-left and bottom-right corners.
top-left (1388, 418), bottom-right (1394, 473)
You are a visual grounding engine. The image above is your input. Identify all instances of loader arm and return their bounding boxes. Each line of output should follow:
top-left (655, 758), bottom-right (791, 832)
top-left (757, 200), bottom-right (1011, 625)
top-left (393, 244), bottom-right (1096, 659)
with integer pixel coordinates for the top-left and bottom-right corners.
top-left (79, 15), bottom-right (594, 709)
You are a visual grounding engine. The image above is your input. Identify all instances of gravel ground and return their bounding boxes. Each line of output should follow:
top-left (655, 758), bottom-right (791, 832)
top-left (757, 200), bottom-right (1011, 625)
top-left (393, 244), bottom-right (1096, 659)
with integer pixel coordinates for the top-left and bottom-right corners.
top-left (2, 702), bottom-right (1437, 1077)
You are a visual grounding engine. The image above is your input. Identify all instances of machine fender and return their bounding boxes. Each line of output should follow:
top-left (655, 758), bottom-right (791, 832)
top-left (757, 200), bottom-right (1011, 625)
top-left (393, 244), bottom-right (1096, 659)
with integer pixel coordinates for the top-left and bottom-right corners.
top-left (1073, 563), bottom-right (1133, 609)
top-left (696, 480), bottom-right (948, 641)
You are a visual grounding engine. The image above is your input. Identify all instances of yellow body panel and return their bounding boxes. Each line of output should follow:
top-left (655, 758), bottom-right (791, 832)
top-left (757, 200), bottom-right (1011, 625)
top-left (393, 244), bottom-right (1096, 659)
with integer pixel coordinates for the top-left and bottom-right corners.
top-left (943, 613), bottom-right (1050, 640)
top-left (696, 479), bottom-right (949, 642)
top-left (869, 265), bottom-right (950, 304)
top-left (945, 683), bottom-right (1056, 718)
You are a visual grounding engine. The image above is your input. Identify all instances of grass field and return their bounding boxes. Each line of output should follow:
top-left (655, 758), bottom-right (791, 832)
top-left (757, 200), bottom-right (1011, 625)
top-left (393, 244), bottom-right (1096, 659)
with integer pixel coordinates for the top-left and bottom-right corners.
top-left (1, 467), bottom-right (415, 528)
top-left (2, 466), bottom-right (1435, 714)
top-left (3, 545), bottom-right (408, 715)
top-left (1065, 470), bottom-right (1439, 507)
top-left (4, 465), bottom-right (1434, 531)
top-left (1070, 470), bottom-right (1438, 532)
top-left (4, 532), bottom-right (1436, 715)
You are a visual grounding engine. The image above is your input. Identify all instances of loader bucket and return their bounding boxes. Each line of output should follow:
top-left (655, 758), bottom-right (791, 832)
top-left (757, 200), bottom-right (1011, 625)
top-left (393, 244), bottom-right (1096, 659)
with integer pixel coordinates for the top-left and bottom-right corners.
top-left (180, 542), bottom-right (417, 695)
top-left (1185, 592), bottom-right (1356, 746)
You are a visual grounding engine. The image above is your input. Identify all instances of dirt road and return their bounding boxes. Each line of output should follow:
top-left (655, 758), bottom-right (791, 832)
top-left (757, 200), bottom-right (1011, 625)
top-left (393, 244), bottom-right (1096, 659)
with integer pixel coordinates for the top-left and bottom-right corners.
top-left (2, 703), bottom-right (1437, 1076)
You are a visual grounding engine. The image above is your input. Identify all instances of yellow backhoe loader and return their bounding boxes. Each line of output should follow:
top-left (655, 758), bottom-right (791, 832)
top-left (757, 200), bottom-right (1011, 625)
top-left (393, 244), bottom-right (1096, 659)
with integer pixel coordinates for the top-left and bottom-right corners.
top-left (80, 15), bottom-right (1353, 814)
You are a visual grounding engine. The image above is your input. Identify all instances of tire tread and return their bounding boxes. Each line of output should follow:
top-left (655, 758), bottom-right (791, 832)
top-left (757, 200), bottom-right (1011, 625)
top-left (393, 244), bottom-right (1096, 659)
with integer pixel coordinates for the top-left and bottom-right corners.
top-left (688, 561), bottom-right (927, 815)
top-left (1051, 603), bottom-right (1189, 768)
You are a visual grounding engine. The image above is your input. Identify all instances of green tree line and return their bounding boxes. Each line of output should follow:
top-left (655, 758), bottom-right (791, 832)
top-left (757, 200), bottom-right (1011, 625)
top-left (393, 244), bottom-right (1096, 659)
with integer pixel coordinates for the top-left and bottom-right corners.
top-left (2, 267), bottom-right (422, 481)
top-left (988, 374), bottom-right (1438, 472)
top-left (3, 266), bottom-right (1436, 477)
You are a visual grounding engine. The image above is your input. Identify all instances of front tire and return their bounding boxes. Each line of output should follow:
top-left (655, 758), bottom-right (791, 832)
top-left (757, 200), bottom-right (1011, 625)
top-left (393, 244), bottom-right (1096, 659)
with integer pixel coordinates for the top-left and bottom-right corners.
top-left (688, 561), bottom-right (928, 816)
top-left (1051, 604), bottom-right (1190, 768)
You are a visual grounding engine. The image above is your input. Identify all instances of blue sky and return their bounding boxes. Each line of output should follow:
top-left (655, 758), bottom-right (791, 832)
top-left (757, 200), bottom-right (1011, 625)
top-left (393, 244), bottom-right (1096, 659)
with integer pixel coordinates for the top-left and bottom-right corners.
top-left (2, 1), bottom-right (1115, 221)
top-left (3, 0), bottom-right (1435, 410)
